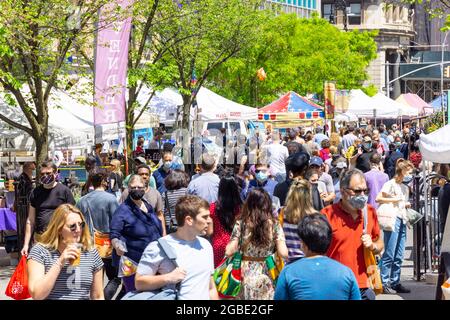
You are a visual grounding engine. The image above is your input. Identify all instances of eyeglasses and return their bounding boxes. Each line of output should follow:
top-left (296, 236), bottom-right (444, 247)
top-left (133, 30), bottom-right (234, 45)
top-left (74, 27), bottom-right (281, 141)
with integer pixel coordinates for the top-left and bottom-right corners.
top-left (68, 221), bottom-right (85, 232)
top-left (129, 186), bottom-right (145, 190)
top-left (346, 188), bottom-right (369, 195)
top-left (310, 179), bottom-right (319, 183)
top-left (40, 172), bottom-right (54, 176)
top-left (255, 169), bottom-right (266, 174)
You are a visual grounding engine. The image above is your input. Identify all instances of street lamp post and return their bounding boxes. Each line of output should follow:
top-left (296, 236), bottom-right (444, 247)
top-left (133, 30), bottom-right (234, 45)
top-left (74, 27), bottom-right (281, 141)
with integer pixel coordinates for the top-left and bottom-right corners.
top-left (441, 31), bottom-right (449, 126)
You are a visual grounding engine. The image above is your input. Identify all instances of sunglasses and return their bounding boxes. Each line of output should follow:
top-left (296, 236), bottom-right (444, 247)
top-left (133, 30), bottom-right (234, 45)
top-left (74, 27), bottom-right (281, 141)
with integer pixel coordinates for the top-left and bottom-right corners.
top-left (68, 221), bottom-right (85, 232)
top-left (346, 188), bottom-right (369, 195)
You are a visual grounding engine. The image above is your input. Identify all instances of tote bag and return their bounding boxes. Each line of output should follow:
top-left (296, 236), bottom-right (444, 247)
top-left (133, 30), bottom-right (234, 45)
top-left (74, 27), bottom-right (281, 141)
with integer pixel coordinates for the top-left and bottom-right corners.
top-left (376, 203), bottom-right (397, 232)
top-left (5, 255), bottom-right (31, 300)
top-left (363, 207), bottom-right (383, 295)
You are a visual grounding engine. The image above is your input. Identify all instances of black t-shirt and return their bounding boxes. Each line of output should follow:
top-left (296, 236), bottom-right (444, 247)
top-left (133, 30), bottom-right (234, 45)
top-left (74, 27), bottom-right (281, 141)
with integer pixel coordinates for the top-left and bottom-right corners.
top-left (356, 151), bottom-right (375, 173)
top-left (274, 180), bottom-right (292, 207)
top-left (30, 183), bottom-right (75, 234)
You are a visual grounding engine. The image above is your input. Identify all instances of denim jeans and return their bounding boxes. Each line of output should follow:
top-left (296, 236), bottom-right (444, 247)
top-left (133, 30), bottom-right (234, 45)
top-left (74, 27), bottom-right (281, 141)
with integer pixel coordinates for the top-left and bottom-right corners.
top-left (380, 217), bottom-right (406, 287)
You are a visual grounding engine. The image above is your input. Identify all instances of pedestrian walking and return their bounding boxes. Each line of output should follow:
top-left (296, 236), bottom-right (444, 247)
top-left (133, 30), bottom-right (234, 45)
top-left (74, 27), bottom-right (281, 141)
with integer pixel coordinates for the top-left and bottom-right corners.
top-left (209, 174), bottom-right (242, 267)
top-left (364, 153), bottom-right (389, 209)
top-left (76, 172), bottom-right (120, 300)
top-left (21, 160), bottom-right (75, 256)
top-left (321, 169), bottom-right (384, 300)
top-left (279, 178), bottom-right (317, 263)
top-left (274, 213), bottom-right (361, 300)
top-left (110, 175), bottom-right (163, 293)
top-left (108, 159), bottom-right (123, 202)
top-left (27, 204), bottom-right (104, 300)
top-left (225, 188), bottom-right (288, 300)
top-left (135, 195), bottom-right (218, 300)
top-left (376, 159), bottom-right (414, 294)
top-left (187, 153), bottom-right (220, 203)
top-left (161, 170), bottom-right (190, 233)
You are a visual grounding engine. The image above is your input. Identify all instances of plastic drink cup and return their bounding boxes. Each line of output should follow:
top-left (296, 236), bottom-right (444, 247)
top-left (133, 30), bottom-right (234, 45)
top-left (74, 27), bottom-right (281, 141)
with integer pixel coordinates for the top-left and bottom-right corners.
top-left (69, 243), bottom-right (83, 266)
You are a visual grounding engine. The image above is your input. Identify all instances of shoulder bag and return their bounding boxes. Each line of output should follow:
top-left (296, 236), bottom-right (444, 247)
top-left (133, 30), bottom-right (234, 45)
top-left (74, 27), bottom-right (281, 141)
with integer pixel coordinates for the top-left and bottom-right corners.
top-left (376, 183), bottom-right (398, 232)
top-left (362, 206), bottom-right (383, 295)
top-left (86, 203), bottom-right (113, 259)
top-left (213, 221), bottom-right (244, 299)
top-left (122, 237), bottom-right (181, 300)
top-left (265, 217), bottom-right (285, 285)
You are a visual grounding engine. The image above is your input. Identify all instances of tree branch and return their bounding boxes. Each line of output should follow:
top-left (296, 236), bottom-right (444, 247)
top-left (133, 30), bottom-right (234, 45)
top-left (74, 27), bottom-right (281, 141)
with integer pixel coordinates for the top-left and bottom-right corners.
top-left (0, 113), bottom-right (33, 136)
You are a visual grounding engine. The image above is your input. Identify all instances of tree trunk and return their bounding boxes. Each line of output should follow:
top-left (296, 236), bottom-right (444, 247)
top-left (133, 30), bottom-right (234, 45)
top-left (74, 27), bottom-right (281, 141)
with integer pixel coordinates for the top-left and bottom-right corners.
top-left (181, 95), bottom-right (192, 131)
top-left (126, 87), bottom-right (136, 160)
top-left (34, 126), bottom-right (49, 177)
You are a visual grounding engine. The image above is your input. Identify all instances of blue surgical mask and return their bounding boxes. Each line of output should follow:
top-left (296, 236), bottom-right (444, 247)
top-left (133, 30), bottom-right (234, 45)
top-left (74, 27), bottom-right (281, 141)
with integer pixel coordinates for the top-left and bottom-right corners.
top-left (348, 194), bottom-right (368, 210)
top-left (403, 175), bottom-right (413, 184)
top-left (256, 171), bottom-right (268, 182)
top-left (163, 161), bottom-right (172, 171)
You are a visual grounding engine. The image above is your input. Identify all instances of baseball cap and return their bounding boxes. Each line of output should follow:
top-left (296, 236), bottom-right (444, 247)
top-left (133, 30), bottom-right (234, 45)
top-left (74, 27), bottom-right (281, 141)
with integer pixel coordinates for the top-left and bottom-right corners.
top-left (309, 156), bottom-right (323, 167)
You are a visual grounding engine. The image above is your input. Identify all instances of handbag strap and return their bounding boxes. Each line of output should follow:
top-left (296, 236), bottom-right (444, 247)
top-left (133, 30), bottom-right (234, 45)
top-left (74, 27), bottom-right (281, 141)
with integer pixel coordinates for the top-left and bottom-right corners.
top-left (157, 238), bottom-right (181, 293)
top-left (362, 206), bottom-right (368, 234)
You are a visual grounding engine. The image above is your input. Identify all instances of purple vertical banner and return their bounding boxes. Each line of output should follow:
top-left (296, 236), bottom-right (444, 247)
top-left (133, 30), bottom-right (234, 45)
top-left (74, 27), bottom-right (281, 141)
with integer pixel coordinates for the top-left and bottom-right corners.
top-left (94, 0), bottom-right (133, 125)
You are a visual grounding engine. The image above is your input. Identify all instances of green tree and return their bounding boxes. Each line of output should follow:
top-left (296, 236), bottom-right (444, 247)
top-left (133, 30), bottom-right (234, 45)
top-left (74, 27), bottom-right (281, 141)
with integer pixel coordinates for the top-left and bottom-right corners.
top-left (152, 0), bottom-right (266, 131)
top-left (0, 0), bottom-right (121, 167)
top-left (208, 13), bottom-right (378, 107)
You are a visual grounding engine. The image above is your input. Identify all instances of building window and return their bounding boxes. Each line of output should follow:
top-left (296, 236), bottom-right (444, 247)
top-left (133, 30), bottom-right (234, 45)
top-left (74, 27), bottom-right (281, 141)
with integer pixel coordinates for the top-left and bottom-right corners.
top-left (323, 4), bottom-right (335, 23)
top-left (313, 0), bottom-right (316, 9)
top-left (347, 2), bottom-right (361, 25)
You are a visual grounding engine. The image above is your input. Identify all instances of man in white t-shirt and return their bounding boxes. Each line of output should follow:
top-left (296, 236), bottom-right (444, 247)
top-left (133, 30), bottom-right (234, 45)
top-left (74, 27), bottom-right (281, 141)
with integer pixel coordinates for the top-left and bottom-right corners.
top-left (135, 195), bottom-right (218, 300)
top-left (264, 132), bottom-right (289, 183)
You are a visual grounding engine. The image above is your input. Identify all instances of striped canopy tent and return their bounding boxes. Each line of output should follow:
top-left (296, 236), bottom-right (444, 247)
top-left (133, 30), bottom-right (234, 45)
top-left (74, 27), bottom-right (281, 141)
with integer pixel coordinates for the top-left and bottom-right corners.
top-left (258, 91), bottom-right (325, 122)
top-left (395, 93), bottom-right (434, 115)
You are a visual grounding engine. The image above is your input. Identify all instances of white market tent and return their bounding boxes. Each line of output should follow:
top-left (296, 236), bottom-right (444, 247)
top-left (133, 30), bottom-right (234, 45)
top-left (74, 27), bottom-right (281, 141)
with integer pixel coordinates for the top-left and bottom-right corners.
top-left (418, 124), bottom-right (450, 268)
top-left (137, 86), bottom-right (257, 125)
top-left (371, 93), bottom-right (419, 118)
top-left (196, 87), bottom-right (257, 121)
top-left (419, 124), bottom-right (450, 164)
top-left (343, 90), bottom-right (419, 119)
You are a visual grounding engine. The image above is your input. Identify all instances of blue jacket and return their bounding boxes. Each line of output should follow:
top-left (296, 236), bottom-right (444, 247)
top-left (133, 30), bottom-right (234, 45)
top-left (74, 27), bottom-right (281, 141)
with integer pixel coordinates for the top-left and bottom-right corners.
top-left (152, 168), bottom-right (170, 194)
top-left (110, 197), bottom-right (162, 267)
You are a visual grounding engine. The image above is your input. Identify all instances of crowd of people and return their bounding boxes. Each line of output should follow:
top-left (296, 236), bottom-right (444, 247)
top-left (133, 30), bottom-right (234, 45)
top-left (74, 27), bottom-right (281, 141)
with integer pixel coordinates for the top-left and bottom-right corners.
top-left (12, 121), bottom-right (450, 300)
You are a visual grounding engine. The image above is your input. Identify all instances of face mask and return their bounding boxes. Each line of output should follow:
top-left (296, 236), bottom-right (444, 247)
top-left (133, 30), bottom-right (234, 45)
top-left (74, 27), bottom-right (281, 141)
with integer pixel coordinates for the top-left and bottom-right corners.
top-left (362, 142), bottom-right (372, 150)
top-left (348, 194), bottom-right (368, 210)
top-left (32, 170), bottom-right (36, 178)
top-left (403, 175), bottom-right (413, 184)
top-left (256, 171), bottom-right (268, 182)
top-left (163, 161), bottom-right (172, 171)
top-left (40, 174), bottom-right (55, 187)
top-left (129, 189), bottom-right (145, 201)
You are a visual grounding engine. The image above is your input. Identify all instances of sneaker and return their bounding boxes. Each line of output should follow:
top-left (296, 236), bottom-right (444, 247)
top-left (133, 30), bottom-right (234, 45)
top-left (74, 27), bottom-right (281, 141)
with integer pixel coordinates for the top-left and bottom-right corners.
top-left (392, 283), bottom-right (411, 293)
top-left (382, 286), bottom-right (396, 294)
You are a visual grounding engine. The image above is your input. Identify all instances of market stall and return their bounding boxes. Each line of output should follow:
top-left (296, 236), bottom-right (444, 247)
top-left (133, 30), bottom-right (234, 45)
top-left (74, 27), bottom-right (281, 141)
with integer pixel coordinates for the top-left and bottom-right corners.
top-left (257, 91), bottom-right (325, 128)
top-left (396, 93), bottom-right (434, 115)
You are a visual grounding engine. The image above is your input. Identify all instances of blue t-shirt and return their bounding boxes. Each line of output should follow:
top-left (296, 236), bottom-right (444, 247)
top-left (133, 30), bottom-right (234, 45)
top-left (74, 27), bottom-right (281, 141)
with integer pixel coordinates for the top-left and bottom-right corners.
top-left (274, 256), bottom-right (361, 300)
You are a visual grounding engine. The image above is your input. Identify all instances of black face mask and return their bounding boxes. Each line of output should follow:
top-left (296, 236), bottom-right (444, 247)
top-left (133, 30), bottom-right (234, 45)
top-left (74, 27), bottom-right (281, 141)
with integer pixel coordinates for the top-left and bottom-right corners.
top-left (130, 189), bottom-right (145, 201)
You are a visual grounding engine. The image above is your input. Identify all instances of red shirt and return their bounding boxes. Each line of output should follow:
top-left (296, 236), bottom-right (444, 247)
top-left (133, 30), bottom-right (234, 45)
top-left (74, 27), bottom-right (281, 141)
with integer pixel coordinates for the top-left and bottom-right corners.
top-left (210, 202), bottom-right (239, 268)
top-left (321, 202), bottom-right (380, 288)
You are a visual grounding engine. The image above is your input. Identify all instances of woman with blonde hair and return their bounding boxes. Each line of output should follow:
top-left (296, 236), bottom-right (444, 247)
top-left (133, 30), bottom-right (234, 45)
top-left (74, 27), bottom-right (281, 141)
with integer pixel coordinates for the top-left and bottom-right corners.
top-left (376, 158), bottom-right (414, 294)
top-left (330, 132), bottom-right (341, 149)
top-left (279, 178), bottom-right (318, 263)
top-left (109, 159), bottom-right (123, 201)
top-left (27, 204), bottom-right (104, 300)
